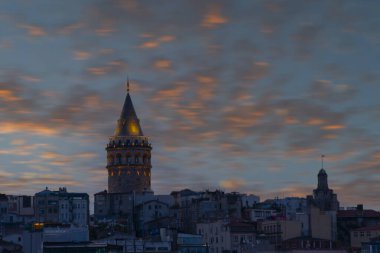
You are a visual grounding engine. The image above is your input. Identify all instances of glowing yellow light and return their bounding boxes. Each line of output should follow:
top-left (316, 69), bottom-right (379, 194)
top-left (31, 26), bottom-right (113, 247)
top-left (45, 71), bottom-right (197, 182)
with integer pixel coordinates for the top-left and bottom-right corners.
top-left (33, 222), bottom-right (44, 230)
top-left (129, 123), bottom-right (138, 135)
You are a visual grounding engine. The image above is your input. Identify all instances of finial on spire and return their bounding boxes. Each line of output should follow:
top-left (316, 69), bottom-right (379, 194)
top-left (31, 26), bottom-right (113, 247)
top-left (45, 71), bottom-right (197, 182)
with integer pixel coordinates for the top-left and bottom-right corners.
top-left (321, 154), bottom-right (325, 169)
top-left (127, 76), bottom-right (130, 93)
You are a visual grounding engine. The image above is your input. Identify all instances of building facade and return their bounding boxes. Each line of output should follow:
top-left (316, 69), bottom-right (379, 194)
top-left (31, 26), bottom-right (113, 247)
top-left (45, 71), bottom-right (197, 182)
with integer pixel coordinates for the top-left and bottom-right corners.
top-left (351, 226), bottom-right (380, 249)
top-left (197, 219), bottom-right (256, 253)
top-left (34, 187), bottom-right (89, 226)
top-left (260, 219), bottom-right (302, 246)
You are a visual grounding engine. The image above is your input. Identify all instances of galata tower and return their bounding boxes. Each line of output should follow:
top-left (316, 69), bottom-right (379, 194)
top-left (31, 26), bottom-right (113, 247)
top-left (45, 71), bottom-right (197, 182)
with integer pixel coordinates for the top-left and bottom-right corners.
top-left (106, 81), bottom-right (152, 193)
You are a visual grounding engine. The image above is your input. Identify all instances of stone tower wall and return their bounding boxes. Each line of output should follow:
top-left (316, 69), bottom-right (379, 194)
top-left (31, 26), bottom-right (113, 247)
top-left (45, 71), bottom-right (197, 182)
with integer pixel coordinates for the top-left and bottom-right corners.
top-left (106, 136), bottom-right (152, 193)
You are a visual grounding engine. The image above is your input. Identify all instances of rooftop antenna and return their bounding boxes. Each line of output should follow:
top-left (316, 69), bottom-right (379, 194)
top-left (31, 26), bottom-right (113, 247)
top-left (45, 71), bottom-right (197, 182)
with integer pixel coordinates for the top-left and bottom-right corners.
top-left (321, 154), bottom-right (325, 169)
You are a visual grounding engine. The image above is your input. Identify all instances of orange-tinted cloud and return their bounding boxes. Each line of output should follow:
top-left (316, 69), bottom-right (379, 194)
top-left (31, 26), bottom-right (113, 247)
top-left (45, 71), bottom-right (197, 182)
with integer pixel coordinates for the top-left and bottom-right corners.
top-left (0, 88), bottom-right (21, 102)
top-left (76, 152), bottom-right (98, 159)
top-left (95, 20), bottom-right (115, 36)
top-left (220, 178), bottom-right (247, 190)
top-left (139, 34), bottom-right (175, 49)
top-left (87, 67), bottom-right (108, 76)
top-left (86, 59), bottom-right (127, 76)
top-left (139, 41), bottom-right (159, 49)
top-left (0, 121), bottom-right (58, 136)
top-left (18, 24), bottom-right (47, 36)
top-left (151, 84), bottom-right (188, 105)
top-left (59, 22), bottom-right (84, 35)
top-left (245, 61), bottom-right (271, 80)
top-left (306, 118), bottom-right (325, 126)
top-left (153, 59), bottom-right (172, 70)
top-left (202, 5), bottom-right (228, 29)
top-left (321, 124), bottom-right (345, 130)
top-left (21, 75), bottom-right (41, 82)
top-left (158, 35), bottom-right (175, 42)
top-left (73, 50), bottom-right (92, 60)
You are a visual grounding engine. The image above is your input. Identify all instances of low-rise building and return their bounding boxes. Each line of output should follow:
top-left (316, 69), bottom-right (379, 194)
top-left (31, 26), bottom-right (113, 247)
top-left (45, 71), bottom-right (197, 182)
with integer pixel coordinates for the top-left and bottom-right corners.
top-left (34, 187), bottom-right (89, 226)
top-left (197, 219), bottom-right (256, 253)
top-left (260, 219), bottom-right (302, 247)
top-left (338, 205), bottom-right (380, 246)
top-left (247, 209), bottom-right (277, 222)
top-left (136, 199), bottom-right (170, 237)
top-left (177, 233), bottom-right (207, 253)
top-left (362, 239), bottom-right (380, 253)
top-left (351, 226), bottom-right (380, 249)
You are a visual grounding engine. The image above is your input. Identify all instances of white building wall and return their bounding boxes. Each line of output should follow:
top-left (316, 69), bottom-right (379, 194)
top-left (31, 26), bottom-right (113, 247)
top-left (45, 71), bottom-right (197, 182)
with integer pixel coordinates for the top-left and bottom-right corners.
top-left (197, 220), bottom-right (231, 253)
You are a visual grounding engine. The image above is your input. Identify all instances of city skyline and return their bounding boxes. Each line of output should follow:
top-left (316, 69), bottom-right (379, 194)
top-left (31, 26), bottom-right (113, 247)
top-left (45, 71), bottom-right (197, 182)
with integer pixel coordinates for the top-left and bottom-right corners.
top-left (0, 1), bottom-right (379, 209)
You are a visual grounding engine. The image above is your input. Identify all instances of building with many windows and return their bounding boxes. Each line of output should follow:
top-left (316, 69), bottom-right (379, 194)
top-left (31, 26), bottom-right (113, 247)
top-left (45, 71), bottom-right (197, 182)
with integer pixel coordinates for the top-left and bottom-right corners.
top-left (197, 219), bottom-right (256, 253)
top-left (34, 187), bottom-right (89, 226)
top-left (351, 226), bottom-right (380, 249)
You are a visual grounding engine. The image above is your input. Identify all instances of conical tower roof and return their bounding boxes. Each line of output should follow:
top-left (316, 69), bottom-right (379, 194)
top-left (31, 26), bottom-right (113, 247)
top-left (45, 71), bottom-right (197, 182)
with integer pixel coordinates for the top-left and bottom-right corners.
top-left (113, 90), bottom-right (144, 136)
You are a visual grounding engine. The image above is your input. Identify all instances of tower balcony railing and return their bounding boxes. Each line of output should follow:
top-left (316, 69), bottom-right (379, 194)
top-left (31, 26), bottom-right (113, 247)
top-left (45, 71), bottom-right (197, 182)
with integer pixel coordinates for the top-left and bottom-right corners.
top-left (107, 136), bottom-right (152, 149)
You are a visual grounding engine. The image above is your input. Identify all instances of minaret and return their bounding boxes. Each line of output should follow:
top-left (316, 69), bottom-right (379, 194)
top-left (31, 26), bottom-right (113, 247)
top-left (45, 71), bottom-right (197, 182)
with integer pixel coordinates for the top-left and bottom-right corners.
top-left (106, 80), bottom-right (152, 193)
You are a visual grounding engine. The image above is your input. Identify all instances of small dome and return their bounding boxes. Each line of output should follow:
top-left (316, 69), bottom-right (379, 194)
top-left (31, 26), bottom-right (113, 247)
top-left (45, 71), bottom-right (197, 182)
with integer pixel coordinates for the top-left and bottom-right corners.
top-left (318, 168), bottom-right (327, 175)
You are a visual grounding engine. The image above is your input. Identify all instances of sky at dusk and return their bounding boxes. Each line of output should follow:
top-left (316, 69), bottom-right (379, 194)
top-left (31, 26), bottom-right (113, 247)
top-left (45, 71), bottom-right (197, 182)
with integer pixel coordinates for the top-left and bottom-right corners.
top-left (0, 1), bottom-right (379, 210)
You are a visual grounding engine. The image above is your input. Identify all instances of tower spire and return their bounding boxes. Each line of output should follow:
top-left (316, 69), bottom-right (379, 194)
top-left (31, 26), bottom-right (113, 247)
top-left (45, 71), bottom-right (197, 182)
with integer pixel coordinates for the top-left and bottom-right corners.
top-left (127, 76), bottom-right (130, 93)
top-left (321, 154), bottom-right (325, 169)
top-left (113, 78), bottom-right (144, 137)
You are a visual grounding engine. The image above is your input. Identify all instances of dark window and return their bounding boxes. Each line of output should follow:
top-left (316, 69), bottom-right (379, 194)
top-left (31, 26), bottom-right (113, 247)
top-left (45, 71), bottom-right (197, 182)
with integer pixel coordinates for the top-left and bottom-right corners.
top-left (23, 196), bottom-right (32, 208)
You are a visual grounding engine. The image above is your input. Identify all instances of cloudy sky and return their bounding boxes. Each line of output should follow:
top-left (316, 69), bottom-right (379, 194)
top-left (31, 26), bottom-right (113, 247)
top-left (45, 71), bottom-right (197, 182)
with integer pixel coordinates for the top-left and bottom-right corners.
top-left (0, 0), bottom-right (379, 210)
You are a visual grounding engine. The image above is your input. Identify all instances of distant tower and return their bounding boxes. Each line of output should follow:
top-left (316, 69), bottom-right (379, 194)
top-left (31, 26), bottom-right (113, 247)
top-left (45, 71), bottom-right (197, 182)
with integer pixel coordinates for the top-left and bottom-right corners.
top-left (317, 168), bottom-right (328, 190)
top-left (312, 156), bottom-right (339, 211)
top-left (106, 81), bottom-right (152, 193)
